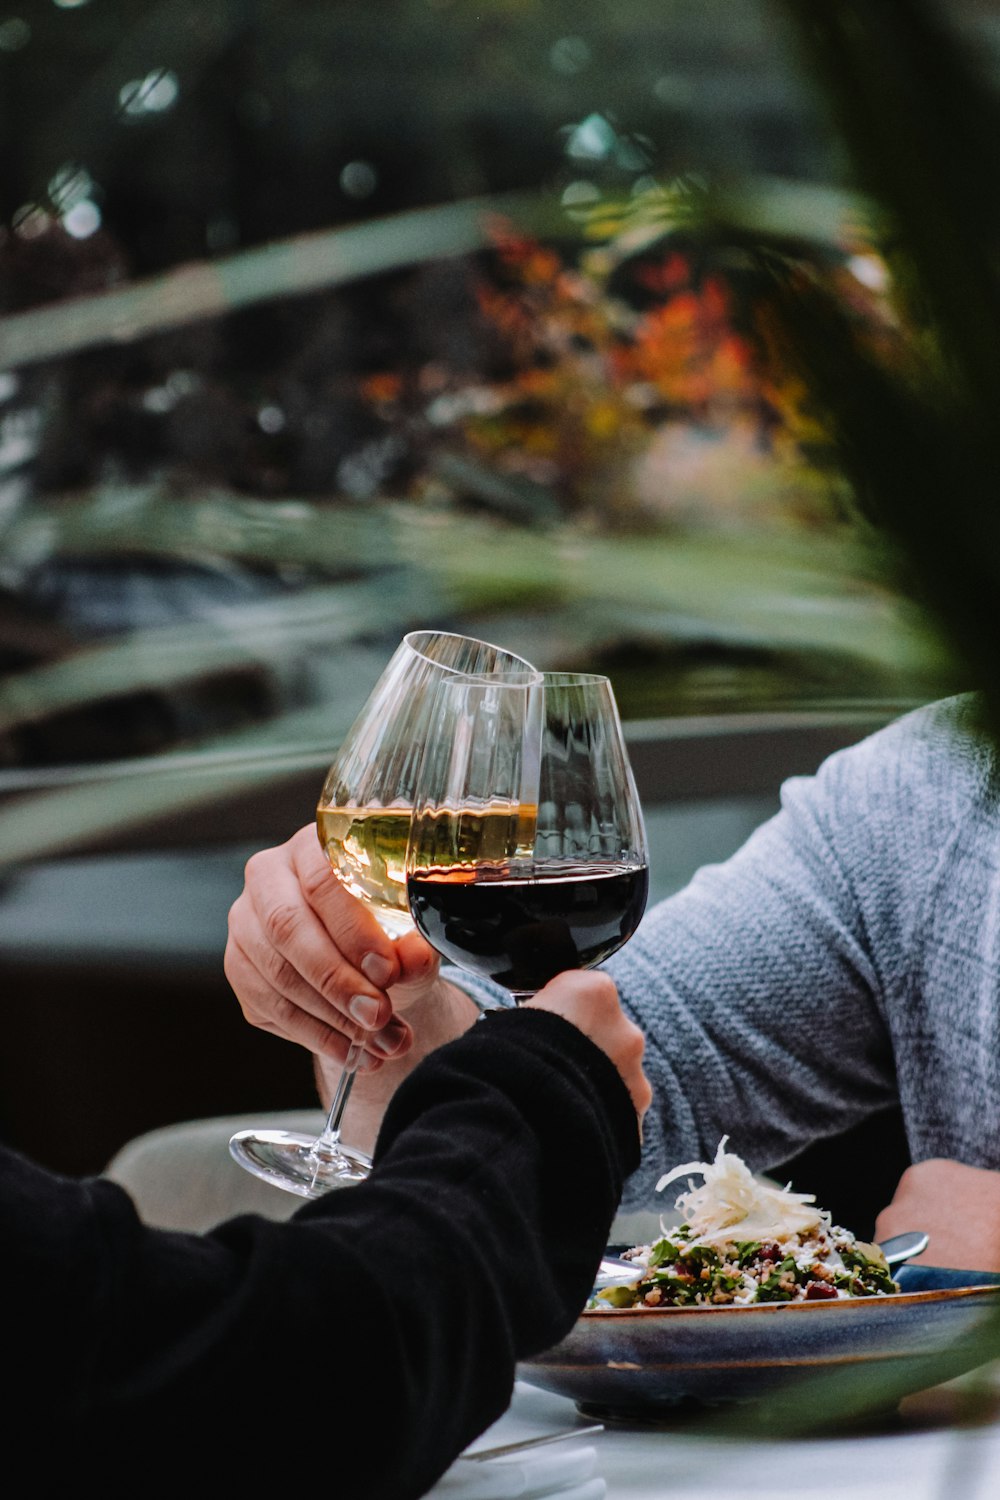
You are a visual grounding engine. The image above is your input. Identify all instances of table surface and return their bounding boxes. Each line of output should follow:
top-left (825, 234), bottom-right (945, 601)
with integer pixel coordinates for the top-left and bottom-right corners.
top-left (478, 1371), bottom-right (1000, 1500)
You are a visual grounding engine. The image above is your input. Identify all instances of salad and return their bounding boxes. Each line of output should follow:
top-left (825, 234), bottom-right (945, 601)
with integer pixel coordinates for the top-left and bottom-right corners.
top-left (592, 1137), bottom-right (899, 1310)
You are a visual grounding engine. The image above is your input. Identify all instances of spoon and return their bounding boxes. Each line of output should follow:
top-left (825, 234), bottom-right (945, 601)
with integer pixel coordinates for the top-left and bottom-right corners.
top-left (877, 1229), bottom-right (929, 1265)
top-left (594, 1229), bottom-right (929, 1290)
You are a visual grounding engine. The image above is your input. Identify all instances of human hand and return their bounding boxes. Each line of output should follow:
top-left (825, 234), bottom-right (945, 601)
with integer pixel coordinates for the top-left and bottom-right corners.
top-left (875, 1158), bottom-right (1000, 1272)
top-left (224, 823), bottom-right (444, 1069)
top-left (526, 970), bottom-right (652, 1131)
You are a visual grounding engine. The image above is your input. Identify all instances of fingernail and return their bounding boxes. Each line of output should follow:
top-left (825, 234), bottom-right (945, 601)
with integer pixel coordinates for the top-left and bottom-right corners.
top-left (349, 994), bottom-right (381, 1028)
top-left (361, 952), bottom-right (394, 987)
top-left (372, 1020), bottom-right (407, 1055)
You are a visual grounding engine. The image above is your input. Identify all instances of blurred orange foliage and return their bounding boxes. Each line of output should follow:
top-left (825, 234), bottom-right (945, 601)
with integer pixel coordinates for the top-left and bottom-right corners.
top-left (353, 215), bottom-right (897, 532)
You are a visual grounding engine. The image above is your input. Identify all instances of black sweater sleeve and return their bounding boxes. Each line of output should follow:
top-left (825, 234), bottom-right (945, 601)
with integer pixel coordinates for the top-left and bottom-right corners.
top-left (6, 1008), bottom-right (637, 1497)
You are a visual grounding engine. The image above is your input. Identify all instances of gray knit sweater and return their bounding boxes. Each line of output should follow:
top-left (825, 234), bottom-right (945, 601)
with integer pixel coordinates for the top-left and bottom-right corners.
top-left (449, 694), bottom-right (1000, 1210)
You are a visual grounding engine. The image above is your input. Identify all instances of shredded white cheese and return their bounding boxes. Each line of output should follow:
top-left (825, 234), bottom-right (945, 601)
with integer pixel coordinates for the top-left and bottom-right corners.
top-left (655, 1135), bottom-right (825, 1249)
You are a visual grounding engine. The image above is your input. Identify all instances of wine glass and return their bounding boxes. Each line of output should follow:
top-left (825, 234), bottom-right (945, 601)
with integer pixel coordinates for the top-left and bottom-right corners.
top-left (229, 629), bottom-right (540, 1198)
top-left (405, 671), bottom-right (649, 1004)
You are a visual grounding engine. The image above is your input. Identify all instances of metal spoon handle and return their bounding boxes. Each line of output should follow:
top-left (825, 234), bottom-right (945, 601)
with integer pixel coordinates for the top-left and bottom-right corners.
top-left (878, 1229), bottom-right (929, 1265)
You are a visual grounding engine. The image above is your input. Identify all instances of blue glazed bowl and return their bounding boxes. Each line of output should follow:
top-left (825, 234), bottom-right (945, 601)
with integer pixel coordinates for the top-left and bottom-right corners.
top-left (518, 1267), bottom-right (1000, 1425)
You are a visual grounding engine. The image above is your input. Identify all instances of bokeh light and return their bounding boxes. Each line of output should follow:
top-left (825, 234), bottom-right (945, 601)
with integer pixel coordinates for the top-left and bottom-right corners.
top-left (340, 160), bottom-right (378, 198)
top-left (0, 18), bottom-right (30, 50)
top-left (62, 201), bottom-right (101, 238)
top-left (119, 69), bottom-right (179, 117)
top-left (550, 37), bottom-right (591, 76)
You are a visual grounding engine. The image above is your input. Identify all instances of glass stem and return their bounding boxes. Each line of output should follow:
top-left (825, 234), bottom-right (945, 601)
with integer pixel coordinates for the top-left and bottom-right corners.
top-left (308, 1039), bottom-right (364, 1162)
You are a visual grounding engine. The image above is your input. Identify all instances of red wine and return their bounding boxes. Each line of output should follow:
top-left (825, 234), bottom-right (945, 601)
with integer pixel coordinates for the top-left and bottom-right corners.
top-left (407, 861), bottom-right (649, 998)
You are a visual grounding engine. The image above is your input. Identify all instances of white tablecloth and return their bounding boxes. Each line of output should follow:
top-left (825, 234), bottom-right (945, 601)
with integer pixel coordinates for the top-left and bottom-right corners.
top-left (471, 1373), bottom-right (1000, 1500)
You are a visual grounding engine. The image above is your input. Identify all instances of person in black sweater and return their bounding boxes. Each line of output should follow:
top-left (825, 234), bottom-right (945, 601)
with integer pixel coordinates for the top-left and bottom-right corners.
top-left (7, 971), bottom-right (646, 1495)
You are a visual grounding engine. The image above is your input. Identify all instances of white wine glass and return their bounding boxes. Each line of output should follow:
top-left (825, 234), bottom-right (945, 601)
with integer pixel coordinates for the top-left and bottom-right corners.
top-left (405, 671), bottom-right (649, 1003)
top-left (229, 629), bottom-right (540, 1198)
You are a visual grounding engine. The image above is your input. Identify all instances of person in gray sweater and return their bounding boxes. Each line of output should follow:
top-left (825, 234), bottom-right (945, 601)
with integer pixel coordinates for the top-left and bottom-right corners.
top-left (225, 693), bottom-right (1000, 1270)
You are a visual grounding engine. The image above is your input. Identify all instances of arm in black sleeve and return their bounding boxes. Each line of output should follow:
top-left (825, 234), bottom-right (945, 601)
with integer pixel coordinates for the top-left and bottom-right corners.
top-left (7, 1008), bottom-right (637, 1497)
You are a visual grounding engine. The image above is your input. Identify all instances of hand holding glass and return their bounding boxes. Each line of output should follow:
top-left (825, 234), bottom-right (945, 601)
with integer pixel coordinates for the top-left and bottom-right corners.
top-left (229, 629), bottom-right (538, 1198)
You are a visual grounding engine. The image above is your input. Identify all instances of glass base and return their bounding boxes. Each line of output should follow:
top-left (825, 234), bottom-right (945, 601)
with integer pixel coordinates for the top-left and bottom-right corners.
top-left (229, 1128), bottom-right (372, 1199)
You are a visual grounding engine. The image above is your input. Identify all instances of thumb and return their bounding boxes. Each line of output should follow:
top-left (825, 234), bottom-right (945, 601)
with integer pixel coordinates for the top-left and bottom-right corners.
top-left (389, 928), bottom-right (441, 1009)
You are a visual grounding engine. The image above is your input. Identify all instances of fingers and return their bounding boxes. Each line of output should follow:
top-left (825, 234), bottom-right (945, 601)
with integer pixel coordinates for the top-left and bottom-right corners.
top-left (390, 928), bottom-right (442, 1008)
top-left (224, 928), bottom-right (385, 1070)
top-left (288, 825), bottom-right (403, 997)
top-left (525, 970), bottom-right (652, 1127)
top-left (224, 825), bottom-right (412, 1062)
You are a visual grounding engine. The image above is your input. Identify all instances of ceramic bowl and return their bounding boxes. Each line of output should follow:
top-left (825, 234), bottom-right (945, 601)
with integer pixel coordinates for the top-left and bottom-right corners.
top-left (518, 1266), bottom-right (1000, 1425)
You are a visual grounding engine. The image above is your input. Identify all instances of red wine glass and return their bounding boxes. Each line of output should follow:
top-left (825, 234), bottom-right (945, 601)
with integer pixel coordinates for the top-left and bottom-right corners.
top-left (405, 671), bottom-right (649, 1004)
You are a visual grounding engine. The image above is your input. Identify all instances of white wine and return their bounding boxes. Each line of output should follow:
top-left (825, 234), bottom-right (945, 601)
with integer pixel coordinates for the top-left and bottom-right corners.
top-left (316, 805), bottom-right (414, 936)
top-left (316, 802), bottom-right (539, 938)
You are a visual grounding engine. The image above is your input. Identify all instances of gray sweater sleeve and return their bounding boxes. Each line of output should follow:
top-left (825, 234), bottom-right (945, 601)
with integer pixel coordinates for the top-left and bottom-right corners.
top-left (607, 694), bottom-right (991, 1207)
